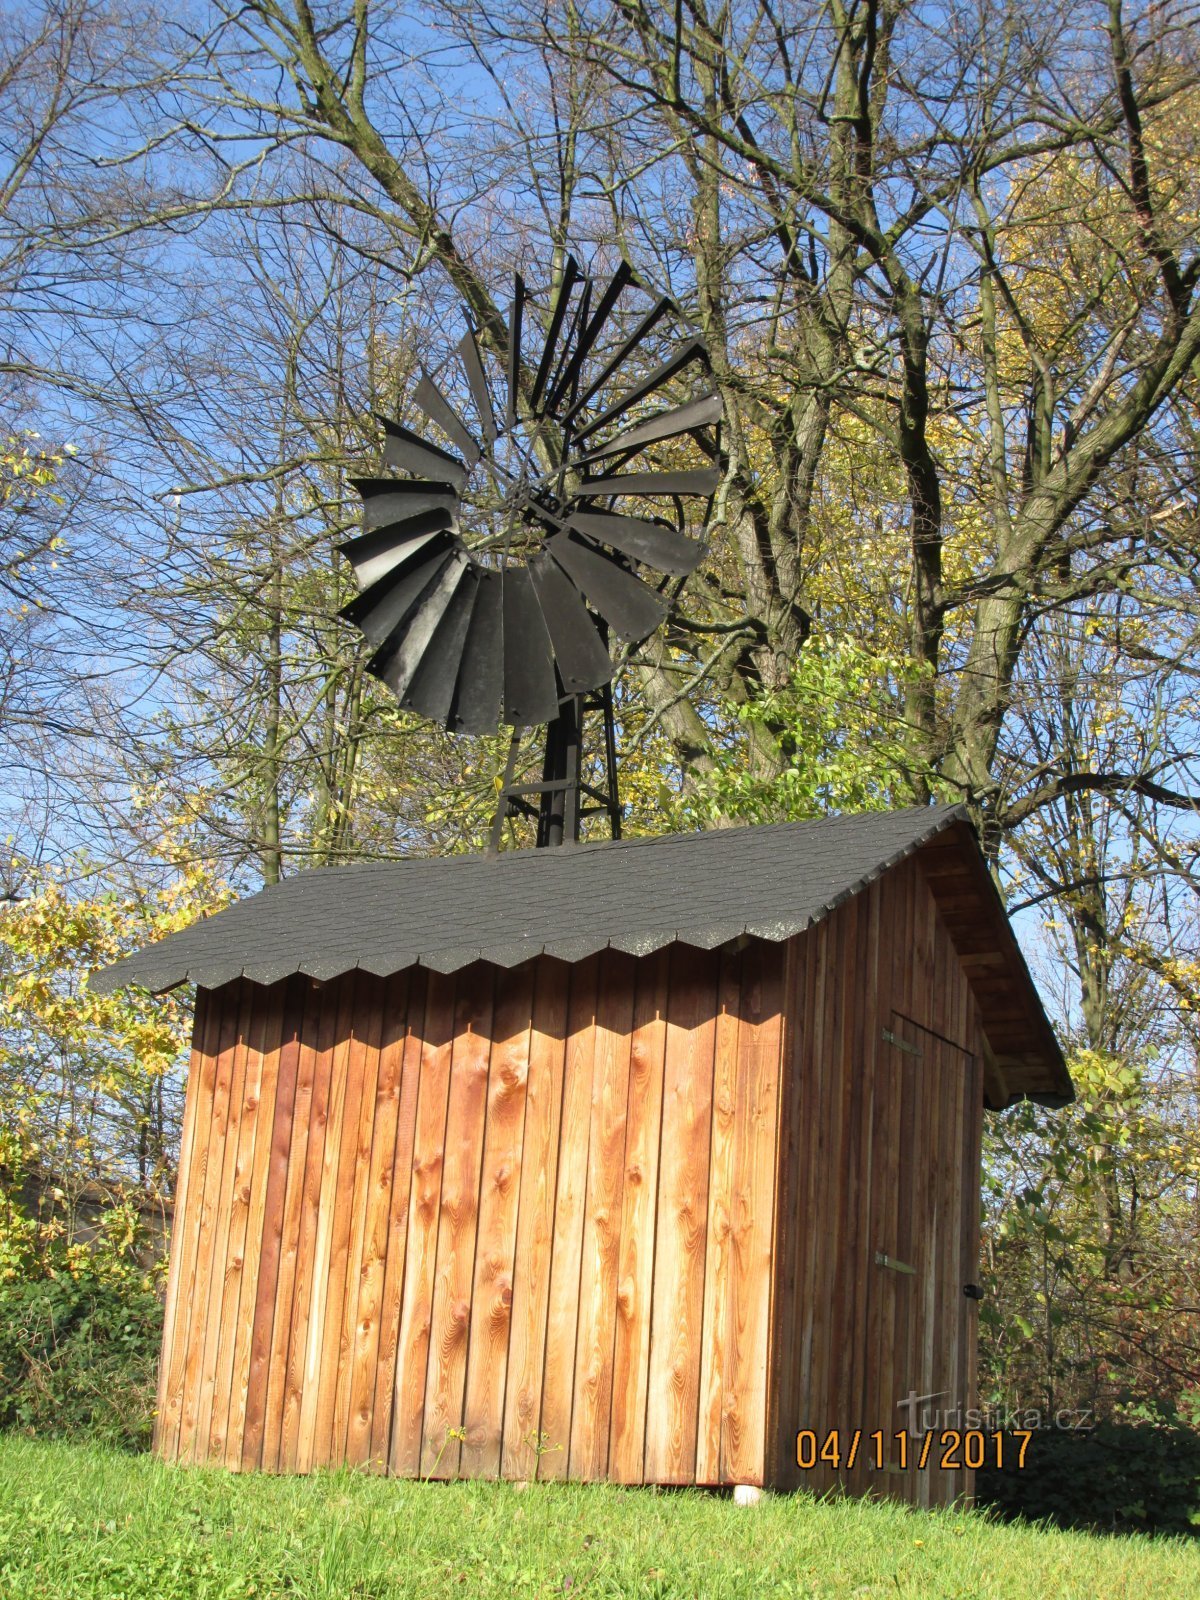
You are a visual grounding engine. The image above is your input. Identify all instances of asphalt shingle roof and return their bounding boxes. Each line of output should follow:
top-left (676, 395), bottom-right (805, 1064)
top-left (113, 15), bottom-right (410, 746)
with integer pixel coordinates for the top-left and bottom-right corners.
top-left (92, 804), bottom-right (969, 995)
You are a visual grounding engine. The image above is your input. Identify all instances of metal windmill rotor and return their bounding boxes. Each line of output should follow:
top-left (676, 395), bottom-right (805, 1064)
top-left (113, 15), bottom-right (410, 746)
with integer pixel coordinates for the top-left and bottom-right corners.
top-left (337, 256), bottom-right (722, 845)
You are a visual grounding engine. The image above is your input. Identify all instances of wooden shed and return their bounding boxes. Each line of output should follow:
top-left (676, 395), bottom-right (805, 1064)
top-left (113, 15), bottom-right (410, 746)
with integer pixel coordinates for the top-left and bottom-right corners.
top-left (95, 804), bottom-right (1071, 1505)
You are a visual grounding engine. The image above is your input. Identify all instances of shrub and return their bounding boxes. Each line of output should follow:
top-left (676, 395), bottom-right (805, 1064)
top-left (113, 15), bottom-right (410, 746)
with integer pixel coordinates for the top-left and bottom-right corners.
top-left (0, 1199), bottom-right (164, 1452)
top-left (975, 1419), bottom-right (1200, 1536)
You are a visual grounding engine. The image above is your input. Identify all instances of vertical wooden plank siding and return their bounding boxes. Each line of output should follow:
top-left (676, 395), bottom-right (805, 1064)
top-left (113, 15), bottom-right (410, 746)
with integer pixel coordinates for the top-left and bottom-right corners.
top-left (345, 971), bottom-right (412, 1468)
top-left (537, 954), bottom-right (600, 1479)
top-left (155, 856), bottom-right (989, 1496)
top-left (722, 941), bottom-right (784, 1484)
top-left (218, 984), bottom-right (287, 1467)
top-left (326, 979), bottom-right (386, 1464)
top-left (460, 962), bottom-right (535, 1478)
top-left (421, 966), bottom-right (495, 1478)
top-left (174, 993), bottom-right (241, 1464)
top-left (273, 980), bottom-right (339, 1473)
top-left (607, 947), bottom-right (670, 1483)
top-left (367, 970), bottom-right (426, 1467)
top-left (569, 951), bottom-right (636, 1481)
top-left (643, 946), bottom-right (719, 1484)
top-left (239, 976), bottom-right (306, 1471)
top-left (695, 947), bottom-right (743, 1486)
top-left (501, 960), bottom-right (569, 1480)
top-left (295, 974), bottom-right (360, 1472)
top-left (764, 854), bottom-right (987, 1503)
top-left (153, 985), bottom-right (216, 1457)
top-left (389, 969), bottom-right (457, 1478)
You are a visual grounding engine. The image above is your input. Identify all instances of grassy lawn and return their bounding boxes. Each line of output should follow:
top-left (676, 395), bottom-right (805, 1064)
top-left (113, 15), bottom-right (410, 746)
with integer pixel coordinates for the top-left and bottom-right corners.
top-left (0, 1436), bottom-right (1196, 1600)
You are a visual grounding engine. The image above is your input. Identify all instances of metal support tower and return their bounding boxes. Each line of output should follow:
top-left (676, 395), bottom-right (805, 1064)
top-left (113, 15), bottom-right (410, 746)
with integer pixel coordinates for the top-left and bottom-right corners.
top-left (490, 684), bottom-right (622, 849)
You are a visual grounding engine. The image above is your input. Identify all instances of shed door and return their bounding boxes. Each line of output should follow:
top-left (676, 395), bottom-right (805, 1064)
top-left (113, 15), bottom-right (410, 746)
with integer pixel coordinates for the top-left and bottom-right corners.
top-left (862, 1014), bottom-right (982, 1507)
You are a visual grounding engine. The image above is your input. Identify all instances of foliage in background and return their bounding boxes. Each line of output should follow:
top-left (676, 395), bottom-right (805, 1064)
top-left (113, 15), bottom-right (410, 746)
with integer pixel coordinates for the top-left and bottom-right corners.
top-left (976, 1418), bottom-right (1200, 1537)
top-left (679, 635), bottom-right (937, 826)
top-left (0, 820), bottom-right (229, 1214)
top-left (0, 1199), bottom-right (163, 1453)
top-left (0, 825), bottom-right (220, 1451)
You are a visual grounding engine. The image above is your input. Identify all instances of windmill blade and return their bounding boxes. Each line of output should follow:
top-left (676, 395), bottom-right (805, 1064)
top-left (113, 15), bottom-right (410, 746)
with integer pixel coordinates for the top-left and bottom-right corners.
top-left (378, 416), bottom-right (467, 489)
top-left (351, 478), bottom-right (457, 532)
top-left (374, 552), bottom-right (471, 702)
top-left (562, 295), bottom-right (673, 426)
top-left (545, 275), bottom-right (590, 415)
top-left (529, 554), bottom-right (615, 693)
top-left (576, 392), bottom-right (723, 465)
top-left (399, 565), bottom-right (480, 724)
top-left (546, 260), bottom-right (636, 412)
top-left (457, 327), bottom-right (498, 444)
top-left (502, 565), bottom-right (561, 726)
top-left (506, 274), bottom-right (525, 431)
top-left (546, 532), bottom-right (668, 642)
top-left (343, 545), bottom-right (455, 647)
top-left (529, 255), bottom-right (581, 414)
top-left (572, 338), bottom-right (707, 444)
top-left (337, 521), bottom-right (451, 590)
top-left (567, 511), bottom-right (703, 576)
top-left (449, 568), bottom-right (504, 735)
top-left (576, 467), bottom-right (721, 498)
top-left (413, 373), bottom-right (482, 467)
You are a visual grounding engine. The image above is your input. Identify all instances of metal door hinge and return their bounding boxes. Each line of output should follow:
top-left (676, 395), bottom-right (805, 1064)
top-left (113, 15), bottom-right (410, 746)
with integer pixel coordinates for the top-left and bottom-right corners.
top-left (881, 1027), bottom-right (922, 1058)
top-left (874, 1251), bottom-right (916, 1276)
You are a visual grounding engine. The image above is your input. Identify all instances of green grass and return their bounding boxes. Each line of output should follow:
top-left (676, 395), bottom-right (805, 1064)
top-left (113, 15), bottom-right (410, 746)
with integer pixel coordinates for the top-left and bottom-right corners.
top-left (0, 1436), bottom-right (1196, 1600)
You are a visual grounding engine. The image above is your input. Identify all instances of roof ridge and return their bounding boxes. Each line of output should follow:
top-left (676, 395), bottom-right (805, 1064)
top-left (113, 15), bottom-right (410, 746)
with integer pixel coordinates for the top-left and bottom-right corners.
top-left (263, 802), bottom-right (969, 880)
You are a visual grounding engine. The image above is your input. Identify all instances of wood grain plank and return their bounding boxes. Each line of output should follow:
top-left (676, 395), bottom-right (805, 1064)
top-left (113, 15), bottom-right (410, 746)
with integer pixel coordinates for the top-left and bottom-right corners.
top-left (421, 965), bottom-right (495, 1478)
top-left (812, 898), bottom-right (853, 1498)
top-left (722, 939), bottom-right (784, 1486)
top-left (460, 962), bottom-right (535, 1478)
top-left (892, 862), bottom-right (921, 1506)
top-left (154, 986), bottom-right (218, 1460)
top-left (308, 975), bottom-right (373, 1467)
top-left (790, 928), bottom-right (825, 1484)
top-left (345, 970), bottom-right (412, 1468)
top-left (608, 947), bottom-right (670, 1485)
top-left (568, 950), bottom-right (636, 1482)
top-left (257, 977), bottom-right (324, 1472)
top-left (851, 879), bottom-right (885, 1499)
top-left (962, 1042), bottom-right (984, 1505)
top-left (324, 978), bottom-right (385, 1466)
top-left (369, 969), bottom-right (427, 1468)
top-left (842, 892), bottom-right (875, 1497)
top-left (763, 931), bottom-right (808, 1490)
top-left (241, 966), bottom-right (307, 1465)
top-left (643, 945), bottom-right (718, 1485)
top-left (695, 947), bottom-right (742, 1485)
top-left (202, 986), bottom-right (261, 1462)
top-left (295, 973), bottom-right (360, 1473)
top-left (389, 969), bottom-right (458, 1478)
top-left (192, 982), bottom-right (255, 1461)
top-left (537, 954), bottom-right (600, 1480)
top-left (868, 873), bottom-right (905, 1501)
top-left (219, 984), bottom-right (287, 1468)
top-left (500, 959), bottom-right (570, 1481)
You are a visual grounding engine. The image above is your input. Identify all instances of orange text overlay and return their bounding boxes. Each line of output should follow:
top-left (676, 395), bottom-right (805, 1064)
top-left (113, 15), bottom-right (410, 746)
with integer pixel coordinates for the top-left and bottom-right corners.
top-left (795, 1429), bottom-right (1034, 1472)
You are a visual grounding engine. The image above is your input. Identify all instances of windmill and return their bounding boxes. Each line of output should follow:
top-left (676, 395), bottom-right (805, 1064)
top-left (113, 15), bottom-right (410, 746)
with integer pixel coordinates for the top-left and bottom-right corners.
top-left (336, 257), bottom-right (721, 847)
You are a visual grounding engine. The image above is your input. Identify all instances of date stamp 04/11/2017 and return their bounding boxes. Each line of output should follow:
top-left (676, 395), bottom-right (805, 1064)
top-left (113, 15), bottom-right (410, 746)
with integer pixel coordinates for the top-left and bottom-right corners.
top-left (795, 1428), bottom-right (1033, 1473)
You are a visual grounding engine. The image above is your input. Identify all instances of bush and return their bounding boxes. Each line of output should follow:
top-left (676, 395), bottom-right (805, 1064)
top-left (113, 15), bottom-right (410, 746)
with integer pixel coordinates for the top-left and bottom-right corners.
top-left (975, 1419), bottom-right (1200, 1536)
top-left (0, 1200), bottom-right (164, 1452)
